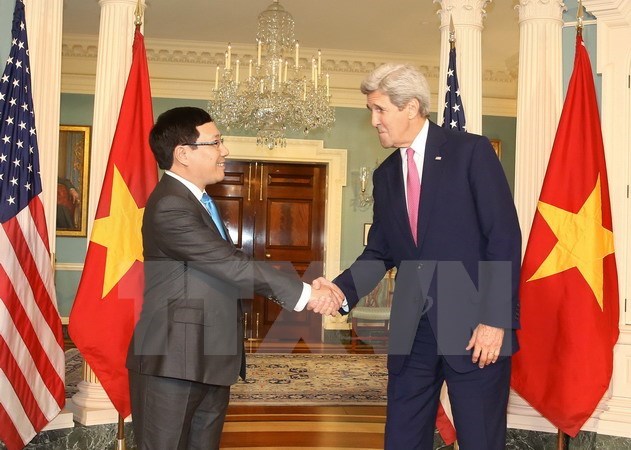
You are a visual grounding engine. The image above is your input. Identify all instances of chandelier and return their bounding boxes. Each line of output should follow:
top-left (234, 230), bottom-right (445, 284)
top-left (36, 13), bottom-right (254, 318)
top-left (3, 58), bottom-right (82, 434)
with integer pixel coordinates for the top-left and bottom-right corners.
top-left (208, 0), bottom-right (335, 149)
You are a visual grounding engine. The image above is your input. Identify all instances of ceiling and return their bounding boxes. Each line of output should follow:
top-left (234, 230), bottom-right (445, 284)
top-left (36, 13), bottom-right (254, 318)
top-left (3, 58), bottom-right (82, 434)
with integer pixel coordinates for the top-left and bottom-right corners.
top-left (62, 0), bottom-right (521, 74)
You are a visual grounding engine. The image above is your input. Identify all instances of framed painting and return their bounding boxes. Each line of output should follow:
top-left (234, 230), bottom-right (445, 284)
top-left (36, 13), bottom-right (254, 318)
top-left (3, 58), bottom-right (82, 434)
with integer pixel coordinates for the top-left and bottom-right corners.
top-left (490, 139), bottom-right (502, 160)
top-left (57, 125), bottom-right (90, 236)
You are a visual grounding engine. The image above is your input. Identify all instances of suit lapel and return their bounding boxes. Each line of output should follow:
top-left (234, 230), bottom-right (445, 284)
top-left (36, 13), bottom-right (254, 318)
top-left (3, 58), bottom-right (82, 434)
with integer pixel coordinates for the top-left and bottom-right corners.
top-left (417, 122), bottom-right (447, 249)
top-left (383, 152), bottom-right (415, 245)
top-left (162, 175), bottom-right (224, 237)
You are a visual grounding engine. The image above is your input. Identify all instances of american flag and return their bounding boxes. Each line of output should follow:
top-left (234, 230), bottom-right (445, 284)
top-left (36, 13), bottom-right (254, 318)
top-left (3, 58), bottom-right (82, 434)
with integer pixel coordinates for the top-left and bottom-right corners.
top-left (442, 46), bottom-right (466, 131)
top-left (0, 2), bottom-right (65, 449)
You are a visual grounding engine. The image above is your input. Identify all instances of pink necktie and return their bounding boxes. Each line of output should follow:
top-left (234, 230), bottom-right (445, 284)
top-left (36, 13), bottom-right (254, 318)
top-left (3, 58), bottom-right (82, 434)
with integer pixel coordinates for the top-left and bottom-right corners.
top-left (406, 148), bottom-right (421, 245)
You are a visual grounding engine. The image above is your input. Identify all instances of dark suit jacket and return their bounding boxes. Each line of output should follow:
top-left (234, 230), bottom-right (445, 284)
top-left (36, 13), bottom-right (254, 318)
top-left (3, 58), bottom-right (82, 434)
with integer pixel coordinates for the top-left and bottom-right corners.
top-left (335, 121), bottom-right (521, 374)
top-left (126, 174), bottom-right (303, 386)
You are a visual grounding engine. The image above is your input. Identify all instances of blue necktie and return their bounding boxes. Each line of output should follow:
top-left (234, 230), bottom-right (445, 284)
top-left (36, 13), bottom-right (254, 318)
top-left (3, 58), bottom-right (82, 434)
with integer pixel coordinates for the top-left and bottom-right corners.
top-left (201, 192), bottom-right (227, 240)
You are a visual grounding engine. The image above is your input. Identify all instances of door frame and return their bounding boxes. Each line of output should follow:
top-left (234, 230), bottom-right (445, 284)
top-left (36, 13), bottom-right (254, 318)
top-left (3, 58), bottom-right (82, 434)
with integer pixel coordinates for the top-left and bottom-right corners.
top-left (223, 136), bottom-right (349, 336)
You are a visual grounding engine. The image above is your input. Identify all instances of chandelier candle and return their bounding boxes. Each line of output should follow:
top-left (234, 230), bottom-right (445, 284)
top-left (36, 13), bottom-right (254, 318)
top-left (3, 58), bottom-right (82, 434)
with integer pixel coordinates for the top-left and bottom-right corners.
top-left (209, 0), bottom-right (335, 149)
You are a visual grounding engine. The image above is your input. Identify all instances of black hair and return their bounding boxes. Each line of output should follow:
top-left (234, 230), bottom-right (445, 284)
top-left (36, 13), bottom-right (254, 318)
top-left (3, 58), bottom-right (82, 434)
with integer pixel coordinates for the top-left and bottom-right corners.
top-left (149, 107), bottom-right (213, 170)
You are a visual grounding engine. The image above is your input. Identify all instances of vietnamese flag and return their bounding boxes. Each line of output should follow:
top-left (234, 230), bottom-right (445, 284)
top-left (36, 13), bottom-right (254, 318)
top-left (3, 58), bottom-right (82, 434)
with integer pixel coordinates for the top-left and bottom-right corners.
top-left (511, 34), bottom-right (620, 436)
top-left (68, 26), bottom-right (157, 417)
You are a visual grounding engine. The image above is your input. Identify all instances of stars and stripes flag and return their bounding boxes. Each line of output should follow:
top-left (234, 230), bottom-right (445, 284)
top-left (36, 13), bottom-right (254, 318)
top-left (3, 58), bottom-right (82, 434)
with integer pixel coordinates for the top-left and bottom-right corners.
top-left (0, 1), bottom-right (66, 449)
top-left (442, 46), bottom-right (466, 132)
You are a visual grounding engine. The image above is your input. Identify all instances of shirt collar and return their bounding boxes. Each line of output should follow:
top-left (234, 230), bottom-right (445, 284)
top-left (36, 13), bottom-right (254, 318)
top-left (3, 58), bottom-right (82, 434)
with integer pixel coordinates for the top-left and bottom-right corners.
top-left (165, 170), bottom-right (205, 201)
top-left (400, 118), bottom-right (429, 157)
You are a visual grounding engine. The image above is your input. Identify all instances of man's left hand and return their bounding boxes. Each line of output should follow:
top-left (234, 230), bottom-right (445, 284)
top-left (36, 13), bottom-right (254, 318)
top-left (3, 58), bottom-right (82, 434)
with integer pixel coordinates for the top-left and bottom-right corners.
top-left (466, 324), bottom-right (504, 368)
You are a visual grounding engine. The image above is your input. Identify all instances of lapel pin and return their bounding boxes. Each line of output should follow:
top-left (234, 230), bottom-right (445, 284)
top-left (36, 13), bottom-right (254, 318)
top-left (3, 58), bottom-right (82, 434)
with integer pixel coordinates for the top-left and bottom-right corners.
top-left (435, 156), bottom-right (442, 161)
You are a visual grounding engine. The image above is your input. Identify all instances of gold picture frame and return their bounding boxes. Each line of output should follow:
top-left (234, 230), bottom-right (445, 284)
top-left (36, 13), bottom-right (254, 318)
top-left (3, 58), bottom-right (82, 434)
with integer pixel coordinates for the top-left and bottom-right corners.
top-left (490, 139), bottom-right (502, 160)
top-left (57, 125), bottom-right (90, 237)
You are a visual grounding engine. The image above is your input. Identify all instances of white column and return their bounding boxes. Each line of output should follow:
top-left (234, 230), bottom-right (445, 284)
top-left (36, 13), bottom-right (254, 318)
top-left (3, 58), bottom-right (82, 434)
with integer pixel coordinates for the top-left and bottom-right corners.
top-left (506, 0), bottom-right (565, 434)
top-left (67, 362), bottom-right (122, 425)
top-left (24, 0), bottom-right (63, 253)
top-left (25, 0), bottom-right (74, 431)
top-left (87, 0), bottom-right (143, 238)
top-left (580, 0), bottom-right (631, 438)
top-left (68, 0), bottom-right (145, 426)
top-left (513, 0), bottom-right (565, 246)
top-left (436, 0), bottom-right (490, 134)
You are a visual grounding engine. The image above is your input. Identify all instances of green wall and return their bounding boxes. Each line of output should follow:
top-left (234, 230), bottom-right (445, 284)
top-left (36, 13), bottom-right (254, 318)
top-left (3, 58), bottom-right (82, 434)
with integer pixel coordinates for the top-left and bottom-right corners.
top-left (55, 93), bottom-right (516, 316)
top-left (0, 0), bottom-right (14, 66)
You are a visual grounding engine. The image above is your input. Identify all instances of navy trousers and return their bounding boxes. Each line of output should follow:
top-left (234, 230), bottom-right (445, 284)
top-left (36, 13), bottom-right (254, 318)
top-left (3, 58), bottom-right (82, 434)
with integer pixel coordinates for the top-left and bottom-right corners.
top-left (385, 316), bottom-right (511, 450)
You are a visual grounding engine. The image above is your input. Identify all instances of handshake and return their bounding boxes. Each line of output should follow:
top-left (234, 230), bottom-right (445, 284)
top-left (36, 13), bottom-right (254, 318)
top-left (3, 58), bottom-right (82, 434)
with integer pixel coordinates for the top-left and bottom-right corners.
top-left (305, 277), bottom-right (345, 317)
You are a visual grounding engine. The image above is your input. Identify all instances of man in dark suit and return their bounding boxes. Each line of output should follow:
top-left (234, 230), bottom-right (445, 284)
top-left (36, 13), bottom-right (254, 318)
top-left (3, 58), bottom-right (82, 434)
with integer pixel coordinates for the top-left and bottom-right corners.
top-left (126, 107), bottom-right (340, 450)
top-left (315, 64), bottom-right (521, 449)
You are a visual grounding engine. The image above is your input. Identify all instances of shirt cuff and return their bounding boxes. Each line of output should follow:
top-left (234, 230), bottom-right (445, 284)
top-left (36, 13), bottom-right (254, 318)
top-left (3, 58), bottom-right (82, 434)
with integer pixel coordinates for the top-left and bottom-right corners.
top-left (294, 283), bottom-right (311, 312)
top-left (341, 299), bottom-right (349, 313)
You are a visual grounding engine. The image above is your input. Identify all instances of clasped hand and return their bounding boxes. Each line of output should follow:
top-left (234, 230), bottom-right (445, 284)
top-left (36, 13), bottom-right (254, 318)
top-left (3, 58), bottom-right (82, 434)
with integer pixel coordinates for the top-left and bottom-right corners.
top-left (306, 277), bottom-right (345, 317)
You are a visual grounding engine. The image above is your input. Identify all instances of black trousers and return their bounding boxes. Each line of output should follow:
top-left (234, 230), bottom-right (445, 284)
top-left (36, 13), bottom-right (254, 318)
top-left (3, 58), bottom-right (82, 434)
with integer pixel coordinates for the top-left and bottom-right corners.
top-left (129, 370), bottom-right (230, 450)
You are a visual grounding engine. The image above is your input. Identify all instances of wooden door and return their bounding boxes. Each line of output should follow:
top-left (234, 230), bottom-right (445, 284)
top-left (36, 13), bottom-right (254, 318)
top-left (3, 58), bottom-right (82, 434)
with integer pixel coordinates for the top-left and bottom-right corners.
top-left (206, 160), bottom-right (326, 343)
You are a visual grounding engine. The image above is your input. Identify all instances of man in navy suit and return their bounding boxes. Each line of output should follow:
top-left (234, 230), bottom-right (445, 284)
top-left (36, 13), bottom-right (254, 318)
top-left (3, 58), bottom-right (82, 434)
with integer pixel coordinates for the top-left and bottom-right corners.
top-left (316, 64), bottom-right (521, 449)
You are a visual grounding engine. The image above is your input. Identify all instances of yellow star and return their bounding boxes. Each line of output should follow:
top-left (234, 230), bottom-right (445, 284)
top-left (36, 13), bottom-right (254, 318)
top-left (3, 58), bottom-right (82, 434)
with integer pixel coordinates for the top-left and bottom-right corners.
top-left (528, 176), bottom-right (614, 310)
top-left (91, 166), bottom-right (145, 299)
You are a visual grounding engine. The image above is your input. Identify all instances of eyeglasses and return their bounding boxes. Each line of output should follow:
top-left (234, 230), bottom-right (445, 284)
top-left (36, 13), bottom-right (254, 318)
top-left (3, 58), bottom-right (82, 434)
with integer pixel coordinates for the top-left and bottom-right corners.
top-left (182, 138), bottom-right (224, 148)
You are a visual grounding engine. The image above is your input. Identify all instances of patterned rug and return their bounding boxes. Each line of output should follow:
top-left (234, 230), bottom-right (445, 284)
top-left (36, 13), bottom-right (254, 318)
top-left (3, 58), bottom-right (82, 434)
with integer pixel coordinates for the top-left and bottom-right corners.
top-left (65, 350), bottom-right (388, 405)
top-left (232, 353), bottom-right (387, 405)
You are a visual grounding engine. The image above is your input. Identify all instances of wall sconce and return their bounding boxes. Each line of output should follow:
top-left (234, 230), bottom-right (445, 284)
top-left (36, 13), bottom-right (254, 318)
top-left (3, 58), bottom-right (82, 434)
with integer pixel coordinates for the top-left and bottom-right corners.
top-left (352, 165), bottom-right (374, 210)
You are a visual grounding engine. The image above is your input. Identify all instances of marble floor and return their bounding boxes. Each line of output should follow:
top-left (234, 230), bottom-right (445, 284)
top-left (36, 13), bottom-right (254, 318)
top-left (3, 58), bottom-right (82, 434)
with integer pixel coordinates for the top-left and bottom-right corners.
top-left (4, 405), bottom-right (631, 450)
top-left (3, 341), bottom-right (630, 449)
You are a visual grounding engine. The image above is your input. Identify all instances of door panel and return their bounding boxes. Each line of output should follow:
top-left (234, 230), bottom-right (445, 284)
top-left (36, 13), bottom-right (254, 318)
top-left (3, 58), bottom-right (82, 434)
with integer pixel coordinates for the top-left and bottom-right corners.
top-left (206, 160), bottom-right (326, 343)
top-left (267, 200), bottom-right (311, 247)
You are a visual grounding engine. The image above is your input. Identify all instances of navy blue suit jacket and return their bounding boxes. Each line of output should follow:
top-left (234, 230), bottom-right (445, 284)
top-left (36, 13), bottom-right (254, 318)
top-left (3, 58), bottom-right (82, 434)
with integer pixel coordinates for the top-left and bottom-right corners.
top-left (335, 121), bottom-right (521, 374)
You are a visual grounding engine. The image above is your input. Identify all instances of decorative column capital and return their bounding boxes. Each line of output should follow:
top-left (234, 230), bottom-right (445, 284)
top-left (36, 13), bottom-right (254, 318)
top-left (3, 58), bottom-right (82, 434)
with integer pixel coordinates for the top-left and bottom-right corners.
top-left (516, 0), bottom-right (566, 22)
top-left (434, 0), bottom-right (492, 28)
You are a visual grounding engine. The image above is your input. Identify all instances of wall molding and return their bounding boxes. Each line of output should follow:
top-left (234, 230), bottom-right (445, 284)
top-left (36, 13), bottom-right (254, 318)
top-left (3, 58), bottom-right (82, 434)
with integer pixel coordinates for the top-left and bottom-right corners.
top-left (61, 34), bottom-right (517, 116)
top-left (55, 262), bottom-right (84, 271)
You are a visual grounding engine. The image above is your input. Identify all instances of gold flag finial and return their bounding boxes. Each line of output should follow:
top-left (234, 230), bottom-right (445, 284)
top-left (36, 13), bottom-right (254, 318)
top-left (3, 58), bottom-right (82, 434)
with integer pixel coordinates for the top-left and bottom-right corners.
top-left (134, 0), bottom-right (143, 26)
top-left (577, 0), bottom-right (584, 36)
top-left (449, 15), bottom-right (456, 49)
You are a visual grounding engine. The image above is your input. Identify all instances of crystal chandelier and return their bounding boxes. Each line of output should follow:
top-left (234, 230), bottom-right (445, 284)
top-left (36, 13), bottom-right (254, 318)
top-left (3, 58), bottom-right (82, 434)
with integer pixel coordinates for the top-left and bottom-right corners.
top-left (208, 0), bottom-right (335, 149)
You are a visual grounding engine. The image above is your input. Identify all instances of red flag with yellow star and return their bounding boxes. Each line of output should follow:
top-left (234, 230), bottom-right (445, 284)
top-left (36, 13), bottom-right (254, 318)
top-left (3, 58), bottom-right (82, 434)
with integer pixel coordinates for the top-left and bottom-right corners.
top-left (68, 27), bottom-right (157, 417)
top-left (511, 34), bottom-right (619, 436)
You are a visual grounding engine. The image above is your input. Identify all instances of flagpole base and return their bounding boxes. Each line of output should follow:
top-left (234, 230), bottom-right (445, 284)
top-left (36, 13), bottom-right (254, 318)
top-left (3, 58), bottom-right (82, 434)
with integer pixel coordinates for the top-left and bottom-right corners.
top-left (116, 438), bottom-right (126, 450)
top-left (557, 430), bottom-right (569, 450)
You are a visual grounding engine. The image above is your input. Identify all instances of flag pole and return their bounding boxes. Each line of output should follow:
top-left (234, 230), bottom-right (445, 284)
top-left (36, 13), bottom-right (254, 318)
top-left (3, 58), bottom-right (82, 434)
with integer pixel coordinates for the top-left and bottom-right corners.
top-left (114, 5), bottom-right (143, 450)
top-left (116, 414), bottom-right (126, 450)
top-left (444, 15), bottom-right (455, 434)
top-left (449, 15), bottom-right (456, 50)
top-left (134, 0), bottom-right (144, 27)
top-left (555, 6), bottom-right (585, 449)
top-left (446, 25), bottom-right (458, 450)
top-left (577, 0), bottom-right (584, 37)
top-left (557, 430), bottom-right (569, 450)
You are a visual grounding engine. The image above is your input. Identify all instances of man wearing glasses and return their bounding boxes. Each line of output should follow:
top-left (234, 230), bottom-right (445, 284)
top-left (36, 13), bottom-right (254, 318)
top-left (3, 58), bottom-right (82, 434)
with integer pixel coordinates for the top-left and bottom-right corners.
top-left (126, 107), bottom-right (341, 450)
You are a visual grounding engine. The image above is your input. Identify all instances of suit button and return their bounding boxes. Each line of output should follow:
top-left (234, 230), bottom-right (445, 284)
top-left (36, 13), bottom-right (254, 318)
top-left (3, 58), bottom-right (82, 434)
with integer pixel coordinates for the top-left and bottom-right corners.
top-left (417, 263), bottom-right (423, 269)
